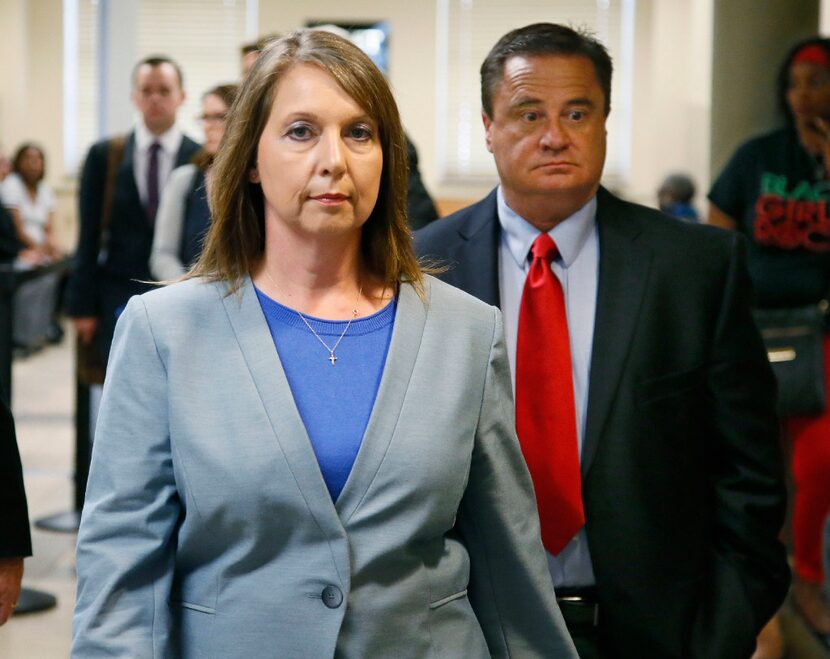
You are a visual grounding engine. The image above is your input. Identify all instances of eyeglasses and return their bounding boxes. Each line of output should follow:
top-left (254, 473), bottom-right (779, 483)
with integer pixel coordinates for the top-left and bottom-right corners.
top-left (197, 113), bottom-right (227, 124)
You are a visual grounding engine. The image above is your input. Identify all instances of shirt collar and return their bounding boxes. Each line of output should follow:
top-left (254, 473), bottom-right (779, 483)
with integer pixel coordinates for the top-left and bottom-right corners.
top-left (497, 186), bottom-right (597, 270)
top-left (134, 120), bottom-right (183, 156)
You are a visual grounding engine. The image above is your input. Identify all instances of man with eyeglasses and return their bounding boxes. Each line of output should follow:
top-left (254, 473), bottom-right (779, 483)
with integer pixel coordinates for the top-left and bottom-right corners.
top-left (67, 55), bottom-right (200, 369)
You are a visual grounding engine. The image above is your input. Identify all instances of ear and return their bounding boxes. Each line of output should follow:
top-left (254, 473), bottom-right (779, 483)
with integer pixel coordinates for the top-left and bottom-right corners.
top-left (249, 165), bottom-right (261, 184)
top-left (482, 111), bottom-right (494, 154)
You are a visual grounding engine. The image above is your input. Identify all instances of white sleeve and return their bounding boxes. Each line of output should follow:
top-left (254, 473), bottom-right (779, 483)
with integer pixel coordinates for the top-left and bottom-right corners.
top-left (0, 175), bottom-right (23, 208)
top-left (150, 164), bottom-right (196, 281)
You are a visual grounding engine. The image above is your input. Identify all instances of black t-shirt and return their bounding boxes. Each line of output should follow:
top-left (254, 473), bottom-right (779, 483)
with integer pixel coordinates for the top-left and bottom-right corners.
top-left (709, 127), bottom-right (830, 308)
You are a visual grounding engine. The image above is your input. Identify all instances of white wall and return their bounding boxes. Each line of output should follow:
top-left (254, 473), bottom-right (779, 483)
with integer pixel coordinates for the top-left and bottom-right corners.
top-left (8, 0), bottom-right (825, 233)
top-left (625, 0), bottom-right (713, 207)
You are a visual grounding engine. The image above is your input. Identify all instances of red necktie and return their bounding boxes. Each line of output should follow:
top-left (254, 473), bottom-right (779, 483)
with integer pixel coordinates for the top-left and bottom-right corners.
top-left (515, 233), bottom-right (584, 555)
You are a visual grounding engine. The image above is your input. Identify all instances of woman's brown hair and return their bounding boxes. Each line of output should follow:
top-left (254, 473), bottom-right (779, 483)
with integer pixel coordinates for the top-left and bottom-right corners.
top-left (189, 29), bottom-right (422, 295)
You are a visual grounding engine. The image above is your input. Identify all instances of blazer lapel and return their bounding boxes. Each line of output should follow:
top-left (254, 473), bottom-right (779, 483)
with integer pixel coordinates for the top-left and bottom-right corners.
top-left (582, 189), bottom-right (652, 475)
top-left (219, 278), bottom-right (348, 559)
top-left (445, 190), bottom-right (501, 307)
top-left (174, 137), bottom-right (198, 167)
top-left (120, 134), bottom-right (143, 212)
top-left (335, 282), bottom-right (428, 522)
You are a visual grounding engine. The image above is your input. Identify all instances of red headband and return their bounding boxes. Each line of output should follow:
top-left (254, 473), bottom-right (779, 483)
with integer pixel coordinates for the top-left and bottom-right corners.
top-left (792, 44), bottom-right (830, 68)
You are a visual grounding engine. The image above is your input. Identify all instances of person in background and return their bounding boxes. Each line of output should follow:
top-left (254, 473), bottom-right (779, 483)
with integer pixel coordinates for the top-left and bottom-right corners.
top-left (1, 143), bottom-right (64, 353)
top-left (72, 30), bottom-right (576, 658)
top-left (0, 397), bottom-right (32, 626)
top-left (240, 34), bottom-right (281, 78)
top-left (417, 22), bottom-right (789, 658)
top-left (657, 172), bottom-right (700, 222)
top-left (2, 143), bottom-right (62, 260)
top-left (150, 83), bottom-right (239, 280)
top-left (708, 37), bottom-right (830, 643)
top-left (0, 147), bottom-right (32, 263)
top-left (240, 39), bottom-right (261, 78)
top-left (66, 55), bottom-right (200, 367)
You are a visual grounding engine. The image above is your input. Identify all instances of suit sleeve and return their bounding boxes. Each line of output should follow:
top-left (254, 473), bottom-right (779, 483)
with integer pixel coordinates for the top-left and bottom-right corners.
top-left (456, 307), bottom-right (577, 659)
top-left (0, 399), bottom-right (31, 558)
top-left (67, 142), bottom-right (107, 317)
top-left (72, 296), bottom-right (179, 658)
top-left (690, 233), bottom-right (789, 658)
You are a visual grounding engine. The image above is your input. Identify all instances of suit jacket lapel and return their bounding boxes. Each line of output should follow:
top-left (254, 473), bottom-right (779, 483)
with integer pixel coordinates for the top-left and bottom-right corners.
top-left (219, 278), bottom-right (349, 563)
top-left (444, 190), bottom-right (501, 307)
top-left (335, 282), bottom-right (428, 522)
top-left (120, 133), bottom-right (143, 212)
top-left (174, 137), bottom-right (197, 167)
top-left (582, 189), bottom-right (652, 475)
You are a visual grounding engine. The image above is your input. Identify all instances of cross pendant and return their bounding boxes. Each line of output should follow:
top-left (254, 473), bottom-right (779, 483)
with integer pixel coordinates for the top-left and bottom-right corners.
top-left (328, 352), bottom-right (337, 366)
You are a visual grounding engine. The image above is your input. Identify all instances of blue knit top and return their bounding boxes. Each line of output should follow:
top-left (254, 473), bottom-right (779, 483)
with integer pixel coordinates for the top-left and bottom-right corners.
top-left (255, 287), bottom-right (396, 501)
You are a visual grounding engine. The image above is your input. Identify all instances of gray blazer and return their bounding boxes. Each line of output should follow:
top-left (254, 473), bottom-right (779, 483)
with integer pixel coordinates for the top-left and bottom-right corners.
top-left (72, 275), bottom-right (576, 658)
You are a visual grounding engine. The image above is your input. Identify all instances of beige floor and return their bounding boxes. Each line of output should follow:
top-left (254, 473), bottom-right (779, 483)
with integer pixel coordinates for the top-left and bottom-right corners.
top-left (0, 328), bottom-right (829, 658)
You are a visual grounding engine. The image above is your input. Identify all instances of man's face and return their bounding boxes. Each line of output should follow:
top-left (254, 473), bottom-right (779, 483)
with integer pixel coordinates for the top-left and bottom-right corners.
top-left (483, 54), bottom-right (607, 229)
top-left (241, 50), bottom-right (259, 78)
top-left (131, 62), bottom-right (185, 135)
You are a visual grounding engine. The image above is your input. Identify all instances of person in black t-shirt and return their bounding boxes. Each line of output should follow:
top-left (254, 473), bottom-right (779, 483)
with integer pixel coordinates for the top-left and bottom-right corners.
top-left (709, 37), bottom-right (830, 643)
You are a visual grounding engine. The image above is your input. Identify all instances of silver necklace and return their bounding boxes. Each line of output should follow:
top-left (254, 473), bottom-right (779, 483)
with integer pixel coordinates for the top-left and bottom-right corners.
top-left (263, 269), bottom-right (361, 366)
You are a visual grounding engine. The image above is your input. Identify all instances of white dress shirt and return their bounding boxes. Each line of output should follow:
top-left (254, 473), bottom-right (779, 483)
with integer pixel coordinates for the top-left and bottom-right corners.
top-left (496, 185), bottom-right (599, 588)
top-left (133, 121), bottom-right (184, 207)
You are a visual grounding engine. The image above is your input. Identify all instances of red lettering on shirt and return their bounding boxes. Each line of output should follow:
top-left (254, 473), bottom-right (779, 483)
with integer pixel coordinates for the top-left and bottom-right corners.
top-left (754, 195), bottom-right (830, 251)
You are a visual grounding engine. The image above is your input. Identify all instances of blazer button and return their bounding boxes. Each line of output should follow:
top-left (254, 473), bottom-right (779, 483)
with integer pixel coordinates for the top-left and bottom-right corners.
top-left (322, 585), bottom-right (343, 609)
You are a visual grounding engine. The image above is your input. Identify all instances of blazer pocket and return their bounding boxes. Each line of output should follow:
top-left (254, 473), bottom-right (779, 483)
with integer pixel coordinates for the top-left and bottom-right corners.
top-left (429, 589), bottom-right (468, 609)
top-left (638, 366), bottom-right (705, 405)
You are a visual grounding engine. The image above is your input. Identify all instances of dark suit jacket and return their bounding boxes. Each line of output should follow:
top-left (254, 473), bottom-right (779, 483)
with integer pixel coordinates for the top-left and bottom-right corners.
top-left (416, 187), bottom-right (790, 658)
top-left (67, 131), bottom-right (200, 359)
top-left (0, 204), bottom-right (22, 262)
top-left (1, 398), bottom-right (31, 558)
top-left (405, 136), bottom-right (439, 231)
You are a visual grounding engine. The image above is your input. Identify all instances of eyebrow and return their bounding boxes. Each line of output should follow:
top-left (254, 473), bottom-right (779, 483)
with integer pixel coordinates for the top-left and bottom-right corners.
top-left (564, 98), bottom-right (596, 109)
top-left (509, 96), bottom-right (597, 111)
top-left (280, 110), bottom-right (376, 125)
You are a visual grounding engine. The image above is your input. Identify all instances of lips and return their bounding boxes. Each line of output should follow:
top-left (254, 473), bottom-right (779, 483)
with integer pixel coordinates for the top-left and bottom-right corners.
top-left (310, 193), bottom-right (350, 202)
top-left (535, 161), bottom-right (575, 170)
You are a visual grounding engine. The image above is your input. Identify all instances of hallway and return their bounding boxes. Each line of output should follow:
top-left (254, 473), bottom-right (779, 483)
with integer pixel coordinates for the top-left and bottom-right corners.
top-left (0, 328), bottom-right (828, 657)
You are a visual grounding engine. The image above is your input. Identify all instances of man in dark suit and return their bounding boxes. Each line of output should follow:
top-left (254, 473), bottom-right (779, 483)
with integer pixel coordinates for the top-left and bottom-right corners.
top-left (67, 55), bottom-right (201, 365)
top-left (416, 23), bottom-right (789, 658)
top-left (0, 397), bottom-right (31, 626)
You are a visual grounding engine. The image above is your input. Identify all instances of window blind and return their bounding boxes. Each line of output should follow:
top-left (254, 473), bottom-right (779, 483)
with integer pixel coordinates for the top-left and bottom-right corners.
top-left (436, 0), bottom-right (634, 187)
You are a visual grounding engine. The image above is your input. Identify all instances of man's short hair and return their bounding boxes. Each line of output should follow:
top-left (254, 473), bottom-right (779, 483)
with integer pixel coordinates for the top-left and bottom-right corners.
top-left (240, 41), bottom-right (260, 57)
top-left (480, 23), bottom-right (613, 118)
top-left (240, 34), bottom-right (282, 57)
top-left (131, 55), bottom-right (184, 89)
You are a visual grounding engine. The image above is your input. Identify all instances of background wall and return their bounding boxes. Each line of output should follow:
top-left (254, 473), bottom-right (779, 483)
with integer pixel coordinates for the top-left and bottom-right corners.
top-left (0, 0), bottom-right (826, 244)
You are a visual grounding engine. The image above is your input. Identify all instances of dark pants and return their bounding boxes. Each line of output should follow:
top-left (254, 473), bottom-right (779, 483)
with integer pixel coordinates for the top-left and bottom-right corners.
top-left (569, 626), bottom-right (605, 658)
top-left (558, 588), bottom-right (608, 658)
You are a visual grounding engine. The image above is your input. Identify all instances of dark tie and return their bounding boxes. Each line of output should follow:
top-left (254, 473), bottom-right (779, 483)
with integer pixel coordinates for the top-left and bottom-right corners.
top-left (515, 233), bottom-right (584, 555)
top-left (146, 141), bottom-right (161, 224)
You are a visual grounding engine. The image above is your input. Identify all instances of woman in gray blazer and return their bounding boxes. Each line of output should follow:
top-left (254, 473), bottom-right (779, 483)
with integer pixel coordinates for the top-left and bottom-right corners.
top-left (72, 30), bottom-right (576, 658)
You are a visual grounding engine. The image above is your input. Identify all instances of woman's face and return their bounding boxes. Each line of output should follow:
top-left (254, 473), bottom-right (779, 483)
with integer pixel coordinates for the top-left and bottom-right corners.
top-left (202, 94), bottom-right (229, 156)
top-left (253, 63), bottom-right (383, 241)
top-left (18, 147), bottom-right (44, 185)
top-left (787, 60), bottom-right (830, 132)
